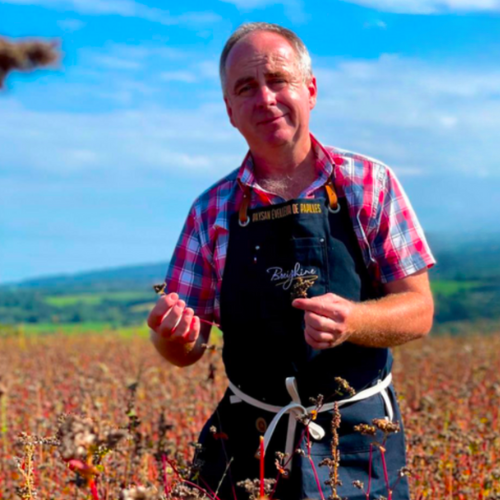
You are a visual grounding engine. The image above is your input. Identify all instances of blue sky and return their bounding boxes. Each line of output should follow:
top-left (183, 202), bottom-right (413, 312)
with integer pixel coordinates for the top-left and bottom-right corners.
top-left (1, 0), bottom-right (499, 284)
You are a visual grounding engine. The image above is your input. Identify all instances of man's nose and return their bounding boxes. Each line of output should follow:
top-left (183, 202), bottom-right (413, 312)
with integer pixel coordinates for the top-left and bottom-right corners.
top-left (255, 84), bottom-right (276, 107)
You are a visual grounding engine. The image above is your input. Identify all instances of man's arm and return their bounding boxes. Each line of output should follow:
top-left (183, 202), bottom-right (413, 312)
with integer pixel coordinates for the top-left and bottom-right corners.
top-left (292, 268), bottom-right (434, 349)
top-left (148, 293), bottom-right (213, 367)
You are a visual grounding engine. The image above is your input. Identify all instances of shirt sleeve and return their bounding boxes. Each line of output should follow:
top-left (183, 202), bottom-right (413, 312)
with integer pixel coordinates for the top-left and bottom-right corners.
top-left (164, 204), bottom-right (216, 319)
top-left (370, 166), bottom-right (436, 283)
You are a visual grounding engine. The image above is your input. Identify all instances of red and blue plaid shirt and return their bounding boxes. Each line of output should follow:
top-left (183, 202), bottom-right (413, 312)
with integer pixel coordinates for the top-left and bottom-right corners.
top-left (165, 134), bottom-right (435, 322)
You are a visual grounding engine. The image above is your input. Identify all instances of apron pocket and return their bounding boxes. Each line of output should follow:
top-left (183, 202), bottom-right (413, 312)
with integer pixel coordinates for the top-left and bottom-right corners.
top-left (257, 236), bottom-right (329, 321)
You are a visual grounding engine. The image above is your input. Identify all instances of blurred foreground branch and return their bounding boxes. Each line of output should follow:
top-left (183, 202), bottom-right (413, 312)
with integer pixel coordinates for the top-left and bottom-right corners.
top-left (0, 36), bottom-right (60, 88)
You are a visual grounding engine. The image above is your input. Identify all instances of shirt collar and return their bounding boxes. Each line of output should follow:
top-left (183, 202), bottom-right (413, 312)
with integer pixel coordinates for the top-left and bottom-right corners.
top-left (236, 133), bottom-right (335, 194)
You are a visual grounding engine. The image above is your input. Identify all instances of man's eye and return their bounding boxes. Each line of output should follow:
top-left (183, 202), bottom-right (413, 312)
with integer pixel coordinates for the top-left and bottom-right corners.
top-left (270, 79), bottom-right (286, 87)
top-left (236, 84), bottom-right (253, 95)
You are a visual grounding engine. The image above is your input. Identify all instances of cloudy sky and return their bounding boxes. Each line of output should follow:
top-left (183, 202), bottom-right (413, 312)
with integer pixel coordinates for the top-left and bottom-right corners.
top-left (1, 0), bottom-right (499, 284)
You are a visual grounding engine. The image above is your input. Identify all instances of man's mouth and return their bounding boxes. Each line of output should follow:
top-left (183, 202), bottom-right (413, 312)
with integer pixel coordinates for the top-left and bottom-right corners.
top-left (258, 114), bottom-right (286, 125)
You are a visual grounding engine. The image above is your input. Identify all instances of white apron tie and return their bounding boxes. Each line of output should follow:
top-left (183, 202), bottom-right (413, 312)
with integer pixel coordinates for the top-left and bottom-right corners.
top-left (228, 373), bottom-right (393, 472)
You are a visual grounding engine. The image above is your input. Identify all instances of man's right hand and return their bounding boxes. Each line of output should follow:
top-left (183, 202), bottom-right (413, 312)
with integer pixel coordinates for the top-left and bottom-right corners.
top-left (147, 292), bottom-right (200, 345)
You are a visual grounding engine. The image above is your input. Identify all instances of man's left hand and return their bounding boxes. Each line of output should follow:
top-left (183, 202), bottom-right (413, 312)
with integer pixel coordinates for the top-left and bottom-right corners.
top-left (292, 293), bottom-right (357, 349)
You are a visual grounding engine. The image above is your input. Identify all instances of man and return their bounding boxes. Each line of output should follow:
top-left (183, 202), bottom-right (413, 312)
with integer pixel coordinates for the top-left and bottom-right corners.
top-left (148, 22), bottom-right (435, 500)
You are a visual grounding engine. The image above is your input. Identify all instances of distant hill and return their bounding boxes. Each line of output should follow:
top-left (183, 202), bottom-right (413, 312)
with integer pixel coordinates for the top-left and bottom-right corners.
top-left (0, 262), bottom-right (169, 295)
top-left (1, 233), bottom-right (499, 334)
top-left (3, 232), bottom-right (499, 291)
top-left (426, 232), bottom-right (500, 281)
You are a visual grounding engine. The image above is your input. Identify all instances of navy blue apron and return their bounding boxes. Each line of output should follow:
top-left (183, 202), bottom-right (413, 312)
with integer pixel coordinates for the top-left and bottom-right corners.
top-left (194, 179), bottom-right (410, 500)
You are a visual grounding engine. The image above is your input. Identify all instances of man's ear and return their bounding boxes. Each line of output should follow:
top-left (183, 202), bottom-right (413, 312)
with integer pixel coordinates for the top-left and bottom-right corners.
top-left (308, 75), bottom-right (318, 110)
top-left (224, 95), bottom-right (236, 128)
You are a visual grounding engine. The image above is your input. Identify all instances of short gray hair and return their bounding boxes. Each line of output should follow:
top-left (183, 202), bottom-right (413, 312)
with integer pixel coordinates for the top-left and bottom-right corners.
top-left (219, 22), bottom-right (313, 94)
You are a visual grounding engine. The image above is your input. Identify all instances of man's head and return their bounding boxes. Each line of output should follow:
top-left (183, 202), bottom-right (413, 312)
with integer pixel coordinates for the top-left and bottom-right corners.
top-left (219, 23), bottom-right (312, 93)
top-left (220, 23), bottom-right (317, 154)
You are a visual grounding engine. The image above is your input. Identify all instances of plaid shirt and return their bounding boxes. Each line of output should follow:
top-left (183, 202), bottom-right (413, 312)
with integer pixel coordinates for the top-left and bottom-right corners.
top-left (165, 134), bottom-right (435, 323)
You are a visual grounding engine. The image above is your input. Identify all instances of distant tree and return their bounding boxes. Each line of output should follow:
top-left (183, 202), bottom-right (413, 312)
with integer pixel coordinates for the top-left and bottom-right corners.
top-left (0, 36), bottom-right (59, 88)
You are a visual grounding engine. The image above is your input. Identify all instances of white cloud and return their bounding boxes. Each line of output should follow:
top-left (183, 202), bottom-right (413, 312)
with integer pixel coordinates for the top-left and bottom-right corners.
top-left (219, 0), bottom-right (280, 7)
top-left (311, 54), bottom-right (500, 175)
top-left (159, 61), bottom-right (220, 84)
top-left (78, 44), bottom-right (194, 74)
top-left (160, 71), bottom-right (197, 83)
top-left (1, 53), bottom-right (500, 182)
top-left (363, 20), bottom-right (387, 28)
top-left (0, 99), bottom-right (241, 177)
top-left (4, 0), bottom-right (221, 25)
top-left (79, 44), bottom-right (221, 87)
top-left (219, 0), bottom-right (306, 23)
top-left (340, 0), bottom-right (500, 14)
top-left (93, 55), bottom-right (142, 70)
top-left (57, 18), bottom-right (85, 31)
top-left (439, 115), bottom-right (458, 128)
top-left (197, 60), bottom-right (219, 80)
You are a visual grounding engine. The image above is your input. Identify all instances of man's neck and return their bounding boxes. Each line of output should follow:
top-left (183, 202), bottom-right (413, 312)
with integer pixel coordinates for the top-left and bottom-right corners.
top-left (251, 134), bottom-right (315, 180)
top-left (250, 136), bottom-right (318, 200)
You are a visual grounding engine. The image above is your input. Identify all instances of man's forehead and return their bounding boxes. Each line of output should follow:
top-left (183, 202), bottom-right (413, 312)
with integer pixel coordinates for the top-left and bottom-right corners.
top-left (225, 31), bottom-right (298, 75)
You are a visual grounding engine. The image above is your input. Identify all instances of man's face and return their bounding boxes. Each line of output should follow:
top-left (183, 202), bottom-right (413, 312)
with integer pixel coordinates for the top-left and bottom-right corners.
top-left (223, 31), bottom-right (317, 152)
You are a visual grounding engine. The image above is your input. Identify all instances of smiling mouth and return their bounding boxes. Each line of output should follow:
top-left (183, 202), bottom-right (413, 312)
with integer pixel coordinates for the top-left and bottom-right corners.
top-left (258, 115), bottom-right (286, 125)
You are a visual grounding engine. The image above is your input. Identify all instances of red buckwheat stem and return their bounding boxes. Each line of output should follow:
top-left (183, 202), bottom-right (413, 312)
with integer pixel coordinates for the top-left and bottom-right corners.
top-left (260, 435), bottom-right (265, 498)
top-left (307, 428), bottom-right (325, 500)
top-left (380, 447), bottom-right (392, 500)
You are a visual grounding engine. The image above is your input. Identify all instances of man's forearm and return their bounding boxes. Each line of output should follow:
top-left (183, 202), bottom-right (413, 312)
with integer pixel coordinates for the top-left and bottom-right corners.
top-left (348, 290), bottom-right (434, 348)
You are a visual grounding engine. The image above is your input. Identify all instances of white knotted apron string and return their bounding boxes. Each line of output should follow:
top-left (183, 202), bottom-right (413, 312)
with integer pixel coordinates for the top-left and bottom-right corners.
top-left (379, 384), bottom-right (394, 422)
top-left (228, 372), bottom-right (393, 472)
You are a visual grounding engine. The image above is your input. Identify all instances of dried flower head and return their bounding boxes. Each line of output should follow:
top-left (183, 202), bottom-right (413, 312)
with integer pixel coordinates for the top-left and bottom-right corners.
top-left (372, 418), bottom-right (400, 434)
top-left (399, 466), bottom-right (412, 477)
top-left (334, 377), bottom-right (355, 397)
top-left (57, 415), bottom-right (97, 460)
top-left (120, 486), bottom-right (158, 500)
top-left (290, 277), bottom-right (316, 300)
top-left (353, 479), bottom-right (364, 490)
top-left (354, 424), bottom-right (377, 436)
top-left (237, 478), bottom-right (276, 500)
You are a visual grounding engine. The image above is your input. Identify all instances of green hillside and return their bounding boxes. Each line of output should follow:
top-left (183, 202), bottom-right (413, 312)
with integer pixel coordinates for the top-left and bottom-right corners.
top-left (1, 233), bottom-right (499, 335)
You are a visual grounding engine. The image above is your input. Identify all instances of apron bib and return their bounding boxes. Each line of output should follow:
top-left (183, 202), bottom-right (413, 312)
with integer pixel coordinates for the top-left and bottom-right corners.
top-left (195, 183), bottom-right (410, 500)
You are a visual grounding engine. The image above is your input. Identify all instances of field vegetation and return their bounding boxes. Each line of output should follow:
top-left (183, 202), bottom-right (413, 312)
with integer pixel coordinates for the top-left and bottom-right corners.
top-left (1, 329), bottom-right (499, 499)
top-left (1, 235), bottom-right (500, 498)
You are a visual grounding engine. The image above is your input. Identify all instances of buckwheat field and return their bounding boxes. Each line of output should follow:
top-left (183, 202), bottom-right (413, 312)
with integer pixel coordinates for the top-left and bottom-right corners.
top-left (1, 331), bottom-right (499, 500)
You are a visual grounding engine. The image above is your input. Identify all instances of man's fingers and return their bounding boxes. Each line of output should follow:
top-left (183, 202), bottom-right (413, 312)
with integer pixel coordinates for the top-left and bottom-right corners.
top-left (305, 311), bottom-right (339, 334)
top-left (157, 300), bottom-right (185, 338)
top-left (185, 316), bottom-right (200, 344)
top-left (170, 313), bottom-right (200, 345)
top-left (304, 329), bottom-right (335, 350)
top-left (305, 323), bottom-right (337, 344)
top-left (147, 292), bottom-right (178, 330)
top-left (170, 308), bottom-right (194, 340)
top-left (292, 295), bottom-right (337, 316)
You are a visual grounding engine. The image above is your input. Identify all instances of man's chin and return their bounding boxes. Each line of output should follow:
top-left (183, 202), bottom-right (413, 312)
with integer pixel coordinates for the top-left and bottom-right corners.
top-left (257, 130), bottom-right (295, 149)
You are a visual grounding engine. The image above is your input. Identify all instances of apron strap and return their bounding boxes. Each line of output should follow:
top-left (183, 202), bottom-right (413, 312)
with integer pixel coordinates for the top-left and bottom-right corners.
top-left (236, 162), bottom-right (341, 225)
top-left (325, 174), bottom-right (340, 213)
top-left (237, 179), bottom-right (252, 227)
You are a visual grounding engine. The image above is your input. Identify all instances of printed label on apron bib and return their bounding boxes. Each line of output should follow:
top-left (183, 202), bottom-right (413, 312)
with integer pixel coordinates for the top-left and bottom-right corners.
top-left (255, 237), bottom-right (328, 320)
top-left (267, 262), bottom-right (318, 290)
